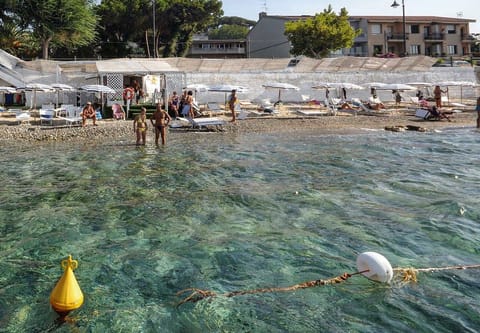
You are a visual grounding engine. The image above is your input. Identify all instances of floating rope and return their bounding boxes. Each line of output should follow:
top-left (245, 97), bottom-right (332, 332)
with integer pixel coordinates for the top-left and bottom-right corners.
top-left (177, 261), bottom-right (480, 307)
top-left (176, 270), bottom-right (366, 307)
top-left (394, 264), bottom-right (480, 283)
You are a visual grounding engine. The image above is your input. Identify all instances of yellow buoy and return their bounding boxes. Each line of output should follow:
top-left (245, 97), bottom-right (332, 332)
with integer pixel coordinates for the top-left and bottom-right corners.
top-left (50, 255), bottom-right (84, 315)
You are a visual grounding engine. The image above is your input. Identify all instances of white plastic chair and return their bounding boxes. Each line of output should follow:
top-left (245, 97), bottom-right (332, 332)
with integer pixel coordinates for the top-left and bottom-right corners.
top-left (40, 109), bottom-right (55, 125)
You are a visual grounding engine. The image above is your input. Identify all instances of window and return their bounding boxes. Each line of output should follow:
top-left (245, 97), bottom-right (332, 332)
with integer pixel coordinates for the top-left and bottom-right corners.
top-left (410, 45), bottom-right (421, 55)
top-left (410, 25), bottom-right (420, 34)
top-left (446, 25), bottom-right (456, 34)
top-left (447, 45), bottom-right (457, 54)
top-left (371, 24), bottom-right (382, 34)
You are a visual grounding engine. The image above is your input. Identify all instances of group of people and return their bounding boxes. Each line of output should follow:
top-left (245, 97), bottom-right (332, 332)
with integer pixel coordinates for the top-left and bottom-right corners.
top-left (133, 103), bottom-right (171, 146)
top-left (167, 88), bottom-right (238, 122)
top-left (167, 90), bottom-right (196, 119)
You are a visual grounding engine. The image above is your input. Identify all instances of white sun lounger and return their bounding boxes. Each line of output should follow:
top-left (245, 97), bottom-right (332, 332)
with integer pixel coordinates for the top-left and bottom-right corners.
top-left (296, 109), bottom-right (331, 116)
top-left (191, 117), bottom-right (225, 128)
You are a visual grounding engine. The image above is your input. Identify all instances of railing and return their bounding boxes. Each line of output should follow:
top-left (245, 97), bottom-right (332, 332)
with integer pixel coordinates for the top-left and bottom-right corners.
top-left (386, 33), bottom-right (410, 41)
top-left (424, 33), bottom-right (444, 41)
top-left (190, 47), bottom-right (246, 55)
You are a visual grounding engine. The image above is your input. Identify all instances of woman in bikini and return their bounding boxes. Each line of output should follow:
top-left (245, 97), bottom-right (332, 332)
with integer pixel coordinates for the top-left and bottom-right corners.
top-left (133, 107), bottom-right (148, 145)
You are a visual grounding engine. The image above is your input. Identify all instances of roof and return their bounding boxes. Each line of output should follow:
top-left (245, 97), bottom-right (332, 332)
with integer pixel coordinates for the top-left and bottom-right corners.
top-left (351, 16), bottom-right (476, 24)
top-left (95, 58), bottom-right (178, 74)
top-left (258, 14), bottom-right (476, 24)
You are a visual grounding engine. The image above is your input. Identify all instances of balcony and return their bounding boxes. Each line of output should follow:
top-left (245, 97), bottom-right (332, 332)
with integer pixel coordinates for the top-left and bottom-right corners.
top-left (386, 33), bottom-right (409, 41)
top-left (461, 34), bottom-right (476, 43)
top-left (190, 47), bottom-right (246, 55)
top-left (424, 33), bottom-right (444, 41)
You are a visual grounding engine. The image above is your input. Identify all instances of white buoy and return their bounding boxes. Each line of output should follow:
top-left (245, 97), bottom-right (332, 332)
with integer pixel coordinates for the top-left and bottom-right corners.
top-left (356, 252), bottom-right (393, 283)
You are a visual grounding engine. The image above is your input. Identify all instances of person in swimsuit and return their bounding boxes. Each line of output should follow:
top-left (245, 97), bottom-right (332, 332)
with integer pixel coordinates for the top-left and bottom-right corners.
top-left (228, 89), bottom-right (238, 122)
top-left (133, 107), bottom-right (148, 145)
top-left (150, 103), bottom-right (171, 146)
top-left (433, 85), bottom-right (446, 108)
top-left (181, 91), bottom-right (195, 119)
top-left (81, 101), bottom-right (97, 127)
top-left (168, 91), bottom-right (180, 119)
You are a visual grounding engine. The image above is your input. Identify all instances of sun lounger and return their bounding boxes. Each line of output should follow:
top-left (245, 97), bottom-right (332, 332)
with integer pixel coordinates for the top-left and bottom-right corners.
top-left (296, 109), bottom-right (331, 116)
top-left (415, 108), bottom-right (430, 119)
top-left (191, 117), bottom-right (225, 128)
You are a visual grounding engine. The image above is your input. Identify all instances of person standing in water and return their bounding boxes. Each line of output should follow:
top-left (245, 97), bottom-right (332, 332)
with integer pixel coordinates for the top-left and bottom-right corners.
top-left (151, 103), bottom-right (171, 146)
top-left (133, 107), bottom-right (148, 145)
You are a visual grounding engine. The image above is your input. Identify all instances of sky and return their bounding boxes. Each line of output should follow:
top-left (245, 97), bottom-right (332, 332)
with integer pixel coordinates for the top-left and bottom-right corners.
top-left (221, 0), bottom-right (480, 33)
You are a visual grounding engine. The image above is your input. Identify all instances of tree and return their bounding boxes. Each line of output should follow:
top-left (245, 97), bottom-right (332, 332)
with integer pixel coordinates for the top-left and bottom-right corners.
top-left (156, 0), bottom-right (223, 57)
top-left (284, 6), bottom-right (360, 59)
top-left (208, 24), bottom-right (249, 40)
top-left (95, 0), bottom-right (155, 58)
top-left (14, 0), bottom-right (98, 59)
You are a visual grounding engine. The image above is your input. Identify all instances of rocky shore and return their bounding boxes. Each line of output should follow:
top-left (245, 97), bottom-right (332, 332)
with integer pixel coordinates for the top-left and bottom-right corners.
top-left (0, 109), bottom-right (477, 147)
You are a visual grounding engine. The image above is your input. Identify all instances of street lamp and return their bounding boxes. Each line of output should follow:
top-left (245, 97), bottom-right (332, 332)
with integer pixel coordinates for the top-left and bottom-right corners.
top-left (391, 0), bottom-right (407, 56)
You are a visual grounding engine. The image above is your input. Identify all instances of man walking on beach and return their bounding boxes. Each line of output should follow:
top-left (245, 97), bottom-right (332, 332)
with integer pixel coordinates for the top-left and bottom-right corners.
top-left (151, 103), bottom-right (171, 146)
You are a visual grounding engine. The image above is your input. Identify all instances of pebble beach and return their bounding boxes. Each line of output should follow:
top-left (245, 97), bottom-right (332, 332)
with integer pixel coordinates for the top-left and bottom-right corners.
top-left (0, 106), bottom-right (477, 146)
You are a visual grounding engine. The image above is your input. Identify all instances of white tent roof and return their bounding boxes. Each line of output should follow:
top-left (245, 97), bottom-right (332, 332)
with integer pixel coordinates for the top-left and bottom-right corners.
top-left (95, 59), bottom-right (178, 74)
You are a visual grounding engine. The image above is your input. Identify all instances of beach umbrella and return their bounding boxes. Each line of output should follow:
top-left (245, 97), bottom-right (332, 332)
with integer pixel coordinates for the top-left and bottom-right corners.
top-left (262, 82), bottom-right (299, 103)
top-left (313, 82), bottom-right (363, 90)
top-left (183, 83), bottom-right (209, 102)
top-left (80, 84), bottom-right (115, 94)
top-left (184, 83), bottom-right (209, 93)
top-left (313, 82), bottom-right (364, 99)
top-left (207, 84), bottom-right (248, 93)
top-left (438, 81), bottom-right (476, 105)
top-left (207, 84), bottom-right (248, 105)
top-left (406, 82), bottom-right (433, 87)
top-left (373, 83), bottom-right (417, 91)
top-left (80, 84), bottom-right (115, 116)
top-left (17, 83), bottom-right (55, 109)
top-left (51, 83), bottom-right (75, 106)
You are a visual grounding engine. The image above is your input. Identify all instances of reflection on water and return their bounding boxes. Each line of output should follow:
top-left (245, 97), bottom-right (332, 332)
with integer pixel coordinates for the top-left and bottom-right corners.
top-left (1, 129), bottom-right (479, 332)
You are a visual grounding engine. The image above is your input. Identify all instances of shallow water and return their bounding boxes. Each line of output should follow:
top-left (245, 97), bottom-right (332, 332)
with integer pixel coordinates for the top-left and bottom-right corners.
top-left (1, 128), bottom-right (479, 332)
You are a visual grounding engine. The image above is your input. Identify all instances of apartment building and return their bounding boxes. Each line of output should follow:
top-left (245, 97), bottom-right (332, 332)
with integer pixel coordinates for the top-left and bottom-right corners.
top-left (246, 13), bottom-right (476, 58)
top-left (187, 33), bottom-right (246, 58)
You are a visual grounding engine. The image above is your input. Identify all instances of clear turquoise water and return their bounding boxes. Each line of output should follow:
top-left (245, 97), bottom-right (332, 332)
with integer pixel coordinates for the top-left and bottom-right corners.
top-left (0, 128), bottom-right (479, 332)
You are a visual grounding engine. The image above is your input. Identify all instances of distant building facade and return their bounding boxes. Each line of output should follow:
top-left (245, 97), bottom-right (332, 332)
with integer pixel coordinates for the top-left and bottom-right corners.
top-left (246, 13), bottom-right (476, 58)
top-left (187, 33), bottom-right (246, 58)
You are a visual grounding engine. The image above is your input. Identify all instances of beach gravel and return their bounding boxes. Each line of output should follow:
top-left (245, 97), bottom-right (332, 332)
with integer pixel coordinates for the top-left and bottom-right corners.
top-left (0, 110), bottom-right (477, 147)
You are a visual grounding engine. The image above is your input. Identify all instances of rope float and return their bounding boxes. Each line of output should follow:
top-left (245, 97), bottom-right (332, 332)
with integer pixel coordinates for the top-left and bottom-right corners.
top-left (176, 252), bottom-right (480, 307)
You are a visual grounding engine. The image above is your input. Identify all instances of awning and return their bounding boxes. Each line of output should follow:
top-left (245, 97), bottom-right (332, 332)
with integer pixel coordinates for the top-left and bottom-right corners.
top-left (95, 59), bottom-right (178, 75)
